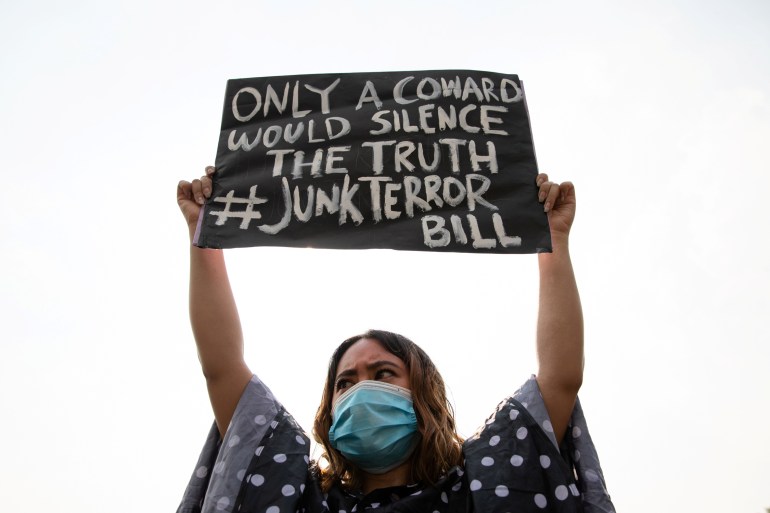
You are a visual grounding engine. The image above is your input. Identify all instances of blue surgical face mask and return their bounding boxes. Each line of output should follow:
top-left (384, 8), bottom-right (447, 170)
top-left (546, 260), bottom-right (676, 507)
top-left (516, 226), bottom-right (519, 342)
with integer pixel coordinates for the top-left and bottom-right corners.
top-left (328, 380), bottom-right (420, 474)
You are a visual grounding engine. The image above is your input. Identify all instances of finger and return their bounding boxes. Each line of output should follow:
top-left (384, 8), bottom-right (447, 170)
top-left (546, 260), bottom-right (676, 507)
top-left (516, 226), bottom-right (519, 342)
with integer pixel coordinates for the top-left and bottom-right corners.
top-left (538, 180), bottom-right (556, 203)
top-left (544, 182), bottom-right (561, 212)
top-left (200, 175), bottom-right (213, 199)
top-left (205, 165), bottom-right (216, 176)
top-left (536, 173), bottom-right (549, 187)
top-left (191, 178), bottom-right (206, 205)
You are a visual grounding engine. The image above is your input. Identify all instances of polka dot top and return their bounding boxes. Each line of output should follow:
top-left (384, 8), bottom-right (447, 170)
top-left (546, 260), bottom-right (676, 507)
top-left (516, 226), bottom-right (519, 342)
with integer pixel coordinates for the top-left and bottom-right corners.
top-left (177, 376), bottom-right (615, 513)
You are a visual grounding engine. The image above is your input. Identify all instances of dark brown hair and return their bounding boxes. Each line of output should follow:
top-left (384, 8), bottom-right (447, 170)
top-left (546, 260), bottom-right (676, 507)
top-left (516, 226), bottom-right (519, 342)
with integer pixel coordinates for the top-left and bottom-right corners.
top-left (312, 329), bottom-right (464, 492)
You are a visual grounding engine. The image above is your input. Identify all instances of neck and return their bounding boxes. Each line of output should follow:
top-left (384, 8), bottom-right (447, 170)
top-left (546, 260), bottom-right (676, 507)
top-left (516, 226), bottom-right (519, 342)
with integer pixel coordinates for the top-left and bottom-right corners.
top-left (361, 460), bottom-right (411, 494)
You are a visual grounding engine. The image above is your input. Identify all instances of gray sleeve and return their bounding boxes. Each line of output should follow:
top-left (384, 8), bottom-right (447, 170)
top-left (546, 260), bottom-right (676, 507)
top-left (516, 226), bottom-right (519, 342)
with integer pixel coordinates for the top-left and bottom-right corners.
top-left (512, 376), bottom-right (616, 513)
top-left (177, 375), bottom-right (283, 513)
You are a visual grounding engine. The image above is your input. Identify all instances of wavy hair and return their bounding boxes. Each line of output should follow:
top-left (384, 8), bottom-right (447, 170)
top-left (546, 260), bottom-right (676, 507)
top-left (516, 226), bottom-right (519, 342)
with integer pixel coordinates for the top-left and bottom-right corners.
top-left (312, 329), bottom-right (464, 492)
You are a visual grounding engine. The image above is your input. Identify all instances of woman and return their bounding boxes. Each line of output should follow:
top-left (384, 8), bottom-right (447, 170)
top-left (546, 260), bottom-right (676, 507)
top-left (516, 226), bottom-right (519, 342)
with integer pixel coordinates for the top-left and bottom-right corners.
top-left (176, 167), bottom-right (614, 513)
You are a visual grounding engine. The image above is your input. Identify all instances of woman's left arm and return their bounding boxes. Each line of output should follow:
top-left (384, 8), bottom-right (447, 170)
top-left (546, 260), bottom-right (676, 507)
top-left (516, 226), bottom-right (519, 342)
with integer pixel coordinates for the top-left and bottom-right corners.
top-left (534, 174), bottom-right (583, 445)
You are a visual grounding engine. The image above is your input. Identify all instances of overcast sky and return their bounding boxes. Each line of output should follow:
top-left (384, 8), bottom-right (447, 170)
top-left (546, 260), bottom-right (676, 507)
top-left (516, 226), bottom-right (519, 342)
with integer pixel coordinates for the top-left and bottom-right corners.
top-left (1, 1), bottom-right (769, 512)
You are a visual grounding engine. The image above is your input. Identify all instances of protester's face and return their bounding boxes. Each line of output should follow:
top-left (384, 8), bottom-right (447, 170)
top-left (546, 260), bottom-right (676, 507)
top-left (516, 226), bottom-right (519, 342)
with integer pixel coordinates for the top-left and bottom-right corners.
top-left (332, 337), bottom-right (411, 403)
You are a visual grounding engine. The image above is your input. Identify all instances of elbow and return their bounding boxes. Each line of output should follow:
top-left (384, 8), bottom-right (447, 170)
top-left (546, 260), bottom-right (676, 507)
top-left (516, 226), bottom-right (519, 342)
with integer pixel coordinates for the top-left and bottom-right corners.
top-left (565, 372), bottom-right (583, 395)
top-left (550, 373), bottom-right (582, 397)
top-left (562, 360), bottom-right (584, 393)
top-left (201, 366), bottom-right (220, 382)
top-left (537, 362), bottom-right (583, 396)
top-left (198, 353), bottom-right (248, 383)
top-left (200, 364), bottom-right (240, 383)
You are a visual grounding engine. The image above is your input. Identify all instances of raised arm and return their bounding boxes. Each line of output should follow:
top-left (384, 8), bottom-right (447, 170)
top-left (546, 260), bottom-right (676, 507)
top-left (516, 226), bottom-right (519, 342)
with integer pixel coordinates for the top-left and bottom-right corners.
top-left (177, 166), bottom-right (253, 437)
top-left (534, 174), bottom-right (583, 444)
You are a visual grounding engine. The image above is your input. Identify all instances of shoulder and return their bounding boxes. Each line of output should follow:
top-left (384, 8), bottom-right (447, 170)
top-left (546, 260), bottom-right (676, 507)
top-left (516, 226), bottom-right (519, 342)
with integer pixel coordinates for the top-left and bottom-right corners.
top-left (179, 375), bottom-right (318, 513)
top-left (459, 382), bottom-right (584, 512)
top-left (465, 376), bottom-right (560, 453)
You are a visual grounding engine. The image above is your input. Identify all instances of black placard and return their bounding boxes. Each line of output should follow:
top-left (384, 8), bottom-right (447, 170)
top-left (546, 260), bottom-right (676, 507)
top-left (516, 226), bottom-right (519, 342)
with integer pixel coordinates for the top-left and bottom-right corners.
top-left (194, 70), bottom-right (551, 253)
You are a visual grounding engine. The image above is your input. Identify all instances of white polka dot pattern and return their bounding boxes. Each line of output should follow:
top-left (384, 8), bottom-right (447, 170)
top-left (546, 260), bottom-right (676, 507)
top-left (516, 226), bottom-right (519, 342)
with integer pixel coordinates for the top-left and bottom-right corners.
top-left (215, 497), bottom-right (230, 511)
top-left (461, 395), bottom-right (591, 512)
top-left (177, 375), bottom-right (613, 513)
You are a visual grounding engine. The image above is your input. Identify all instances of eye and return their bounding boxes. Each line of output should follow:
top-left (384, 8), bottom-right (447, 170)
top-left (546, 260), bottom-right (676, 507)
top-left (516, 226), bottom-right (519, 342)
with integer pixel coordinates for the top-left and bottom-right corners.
top-left (375, 368), bottom-right (395, 380)
top-left (335, 378), bottom-right (352, 391)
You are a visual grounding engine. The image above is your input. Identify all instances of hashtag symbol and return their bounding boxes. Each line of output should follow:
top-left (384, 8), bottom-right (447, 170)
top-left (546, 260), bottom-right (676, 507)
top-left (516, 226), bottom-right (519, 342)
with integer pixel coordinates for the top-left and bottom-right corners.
top-left (209, 185), bottom-right (268, 229)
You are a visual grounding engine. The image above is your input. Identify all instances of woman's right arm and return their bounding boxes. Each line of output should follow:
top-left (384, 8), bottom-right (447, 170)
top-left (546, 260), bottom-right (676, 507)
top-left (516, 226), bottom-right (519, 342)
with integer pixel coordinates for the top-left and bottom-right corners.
top-left (178, 166), bottom-right (253, 437)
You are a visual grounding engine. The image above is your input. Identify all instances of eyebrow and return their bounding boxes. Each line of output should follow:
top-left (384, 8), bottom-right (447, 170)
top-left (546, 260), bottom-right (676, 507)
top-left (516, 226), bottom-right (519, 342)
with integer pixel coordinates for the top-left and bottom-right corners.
top-left (335, 360), bottom-right (402, 380)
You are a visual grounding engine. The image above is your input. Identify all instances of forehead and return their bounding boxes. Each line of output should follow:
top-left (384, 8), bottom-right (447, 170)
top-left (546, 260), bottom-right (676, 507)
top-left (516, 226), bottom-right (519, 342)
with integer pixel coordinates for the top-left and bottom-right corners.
top-left (336, 337), bottom-right (405, 375)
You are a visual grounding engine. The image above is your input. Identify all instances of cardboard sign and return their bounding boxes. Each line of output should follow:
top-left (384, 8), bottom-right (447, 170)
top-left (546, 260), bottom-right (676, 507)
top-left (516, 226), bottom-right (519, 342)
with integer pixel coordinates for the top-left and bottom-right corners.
top-left (194, 70), bottom-right (551, 253)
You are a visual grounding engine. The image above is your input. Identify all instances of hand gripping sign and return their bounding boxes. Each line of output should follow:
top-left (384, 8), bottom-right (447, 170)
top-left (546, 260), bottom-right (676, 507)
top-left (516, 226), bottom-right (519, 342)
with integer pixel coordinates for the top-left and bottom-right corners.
top-left (194, 70), bottom-right (551, 254)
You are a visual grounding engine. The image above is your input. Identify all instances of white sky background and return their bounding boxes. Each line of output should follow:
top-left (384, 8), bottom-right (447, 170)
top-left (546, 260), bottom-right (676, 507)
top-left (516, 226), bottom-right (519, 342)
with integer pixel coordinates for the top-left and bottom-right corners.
top-left (1, 0), bottom-right (768, 511)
